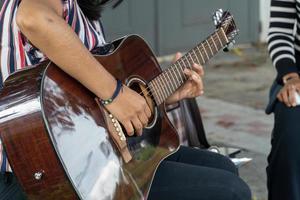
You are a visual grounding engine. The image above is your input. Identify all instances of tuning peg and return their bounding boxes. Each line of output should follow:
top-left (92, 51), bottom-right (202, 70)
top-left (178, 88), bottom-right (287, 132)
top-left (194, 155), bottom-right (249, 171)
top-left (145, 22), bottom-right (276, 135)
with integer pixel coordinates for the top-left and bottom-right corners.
top-left (212, 8), bottom-right (224, 26)
top-left (217, 9), bottom-right (224, 19)
top-left (223, 42), bottom-right (235, 52)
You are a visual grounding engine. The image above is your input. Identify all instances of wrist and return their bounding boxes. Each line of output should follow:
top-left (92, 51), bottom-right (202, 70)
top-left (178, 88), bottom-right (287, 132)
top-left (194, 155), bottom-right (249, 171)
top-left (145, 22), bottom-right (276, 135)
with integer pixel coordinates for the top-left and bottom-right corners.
top-left (283, 73), bottom-right (299, 84)
top-left (99, 79), bottom-right (123, 105)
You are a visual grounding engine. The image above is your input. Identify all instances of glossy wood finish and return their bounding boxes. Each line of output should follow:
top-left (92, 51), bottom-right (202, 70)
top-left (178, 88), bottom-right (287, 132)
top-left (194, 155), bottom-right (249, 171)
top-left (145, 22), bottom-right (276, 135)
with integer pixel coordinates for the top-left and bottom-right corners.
top-left (0, 35), bottom-right (180, 199)
top-left (0, 64), bottom-right (77, 199)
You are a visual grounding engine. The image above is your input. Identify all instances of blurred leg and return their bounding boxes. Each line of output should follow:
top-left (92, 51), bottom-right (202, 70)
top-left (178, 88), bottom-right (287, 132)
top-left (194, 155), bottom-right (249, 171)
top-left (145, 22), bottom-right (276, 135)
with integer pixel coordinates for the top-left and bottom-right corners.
top-left (148, 160), bottom-right (251, 200)
top-left (267, 102), bottom-right (300, 200)
top-left (166, 146), bottom-right (238, 175)
top-left (0, 173), bottom-right (27, 200)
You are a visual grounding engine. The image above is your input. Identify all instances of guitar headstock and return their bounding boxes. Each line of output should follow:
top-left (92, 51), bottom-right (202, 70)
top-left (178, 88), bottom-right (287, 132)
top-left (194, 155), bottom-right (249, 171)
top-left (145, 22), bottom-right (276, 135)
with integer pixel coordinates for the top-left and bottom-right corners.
top-left (213, 9), bottom-right (239, 50)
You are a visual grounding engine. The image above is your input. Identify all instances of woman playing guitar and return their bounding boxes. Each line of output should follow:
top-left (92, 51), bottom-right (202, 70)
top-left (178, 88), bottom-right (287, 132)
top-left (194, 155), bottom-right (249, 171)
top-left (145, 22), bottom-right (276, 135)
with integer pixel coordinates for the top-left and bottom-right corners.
top-left (0, 0), bottom-right (251, 199)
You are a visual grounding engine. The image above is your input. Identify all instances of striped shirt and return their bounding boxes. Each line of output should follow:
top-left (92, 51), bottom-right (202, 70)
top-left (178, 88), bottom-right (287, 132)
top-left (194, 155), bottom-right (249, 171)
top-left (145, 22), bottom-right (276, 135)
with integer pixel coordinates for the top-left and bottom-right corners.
top-left (0, 0), bottom-right (106, 172)
top-left (268, 0), bottom-right (300, 82)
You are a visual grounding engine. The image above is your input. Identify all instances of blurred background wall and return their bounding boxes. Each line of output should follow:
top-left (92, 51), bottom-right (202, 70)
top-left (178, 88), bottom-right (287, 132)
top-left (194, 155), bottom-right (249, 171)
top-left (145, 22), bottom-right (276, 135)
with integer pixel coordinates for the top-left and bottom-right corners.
top-left (0, 0), bottom-right (271, 54)
top-left (260, 0), bottom-right (271, 42)
top-left (101, 0), bottom-right (262, 55)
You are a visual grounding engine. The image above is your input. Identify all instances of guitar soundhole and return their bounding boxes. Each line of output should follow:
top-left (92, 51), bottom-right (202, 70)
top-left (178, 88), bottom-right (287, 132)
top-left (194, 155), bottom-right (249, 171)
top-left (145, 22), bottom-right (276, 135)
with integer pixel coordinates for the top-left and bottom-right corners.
top-left (126, 77), bottom-right (158, 129)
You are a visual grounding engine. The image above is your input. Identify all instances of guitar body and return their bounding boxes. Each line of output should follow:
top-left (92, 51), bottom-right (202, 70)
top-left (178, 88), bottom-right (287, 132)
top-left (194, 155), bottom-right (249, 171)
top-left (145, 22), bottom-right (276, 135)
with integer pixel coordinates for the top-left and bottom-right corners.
top-left (0, 35), bottom-right (179, 200)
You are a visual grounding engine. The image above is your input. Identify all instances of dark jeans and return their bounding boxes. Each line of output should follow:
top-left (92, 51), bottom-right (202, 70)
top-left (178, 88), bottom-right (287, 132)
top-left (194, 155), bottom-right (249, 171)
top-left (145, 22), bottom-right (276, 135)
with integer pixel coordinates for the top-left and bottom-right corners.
top-left (0, 172), bottom-right (26, 200)
top-left (0, 147), bottom-right (251, 200)
top-left (148, 146), bottom-right (251, 200)
top-left (267, 102), bottom-right (300, 200)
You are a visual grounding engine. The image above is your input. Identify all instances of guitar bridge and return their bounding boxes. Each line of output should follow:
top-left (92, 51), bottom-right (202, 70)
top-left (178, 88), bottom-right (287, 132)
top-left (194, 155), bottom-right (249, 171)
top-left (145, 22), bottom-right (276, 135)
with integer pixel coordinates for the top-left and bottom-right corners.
top-left (95, 98), bottom-right (132, 163)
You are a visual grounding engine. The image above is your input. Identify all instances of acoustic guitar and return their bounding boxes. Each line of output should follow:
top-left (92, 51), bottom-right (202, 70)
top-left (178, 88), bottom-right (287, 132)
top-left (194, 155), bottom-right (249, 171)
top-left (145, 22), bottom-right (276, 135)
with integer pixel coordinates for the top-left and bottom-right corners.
top-left (0, 10), bottom-right (237, 200)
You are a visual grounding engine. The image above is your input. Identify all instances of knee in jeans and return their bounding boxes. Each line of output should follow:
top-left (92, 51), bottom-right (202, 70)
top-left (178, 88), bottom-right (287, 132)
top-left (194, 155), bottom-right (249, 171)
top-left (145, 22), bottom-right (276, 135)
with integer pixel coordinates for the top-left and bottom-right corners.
top-left (227, 177), bottom-right (252, 200)
top-left (212, 152), bottom-right (238, 174)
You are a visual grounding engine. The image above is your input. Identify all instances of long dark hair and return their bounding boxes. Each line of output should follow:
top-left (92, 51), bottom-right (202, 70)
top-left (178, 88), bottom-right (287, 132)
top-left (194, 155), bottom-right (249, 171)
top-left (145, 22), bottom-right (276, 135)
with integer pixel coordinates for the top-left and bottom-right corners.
top-left (77, 0), bottom-right (122, 20)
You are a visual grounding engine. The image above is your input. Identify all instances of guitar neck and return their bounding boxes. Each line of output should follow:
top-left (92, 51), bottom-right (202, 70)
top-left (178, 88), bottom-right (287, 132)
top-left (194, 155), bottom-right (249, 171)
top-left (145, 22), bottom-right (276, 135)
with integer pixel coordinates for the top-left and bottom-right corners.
top-left (149, 28), bottom-right (229, 105)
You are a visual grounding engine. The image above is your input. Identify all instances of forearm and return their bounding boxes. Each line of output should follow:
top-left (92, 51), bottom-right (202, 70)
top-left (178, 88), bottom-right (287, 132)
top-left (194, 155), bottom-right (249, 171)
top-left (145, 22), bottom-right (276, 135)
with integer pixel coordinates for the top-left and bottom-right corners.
top-left (17, 0), bottom-right (116, 99)
top-left (268, 0), bottom-right (297, 82)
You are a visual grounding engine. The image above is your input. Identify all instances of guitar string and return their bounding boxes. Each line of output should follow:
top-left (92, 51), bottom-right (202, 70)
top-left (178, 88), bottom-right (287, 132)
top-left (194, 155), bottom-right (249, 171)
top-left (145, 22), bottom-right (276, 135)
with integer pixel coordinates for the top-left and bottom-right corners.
top-left (137, 25), bottom-right (232, 105)
top-left (147, 19), bottom-right (234, 104)
top-left (141, 30), bottom-right (227, 103)
top-left (139, 31), bottom-right (224, 103)
top-left (135, 17), bottom-right (235, 104)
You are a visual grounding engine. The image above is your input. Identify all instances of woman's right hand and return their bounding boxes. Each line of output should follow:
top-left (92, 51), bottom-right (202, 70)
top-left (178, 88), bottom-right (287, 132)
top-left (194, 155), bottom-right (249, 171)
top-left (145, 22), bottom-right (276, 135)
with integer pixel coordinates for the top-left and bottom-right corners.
top-left (105, 85), bottom-right (152, 136)
top-left (277, 73), bottom-right (300, 107)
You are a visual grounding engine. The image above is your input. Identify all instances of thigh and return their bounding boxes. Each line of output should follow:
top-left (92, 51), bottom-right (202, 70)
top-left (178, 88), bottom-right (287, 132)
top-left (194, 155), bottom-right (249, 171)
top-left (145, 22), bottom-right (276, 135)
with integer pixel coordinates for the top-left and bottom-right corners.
top-left (267, 102), bottom-right (300, 199)
top-left (166, 146), bottom-right (238, 175)
top-left (148, 161), bottom-right (251, 200)
top-left (269, 101), bottom-right (300, 164)
top-left (0, 173), bottom-right (27, 200)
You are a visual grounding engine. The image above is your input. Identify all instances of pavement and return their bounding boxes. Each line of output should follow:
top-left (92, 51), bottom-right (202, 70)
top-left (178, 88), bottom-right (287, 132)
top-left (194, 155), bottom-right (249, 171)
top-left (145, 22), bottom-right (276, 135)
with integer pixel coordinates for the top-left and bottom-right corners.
top-left (196, 97), bottom-right (270, 200)
top-left (202, 44), bottom-right (273, 200)
top-left (160, 44), bottom-right (274, 200)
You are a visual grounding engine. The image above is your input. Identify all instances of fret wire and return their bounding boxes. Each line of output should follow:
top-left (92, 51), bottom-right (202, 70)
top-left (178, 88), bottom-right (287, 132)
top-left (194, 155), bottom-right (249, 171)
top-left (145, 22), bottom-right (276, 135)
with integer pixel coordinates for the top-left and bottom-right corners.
top-left (167, 68), bottom-right (176, 90)
top-left (200, 45), bottom-right (209, 63)
top-left (152, 78), bottom-right (164, 103)
top-left (212, 33), bottom-right (222, 50)
top-left (172, 66), bottom-right (181, 88)
top-left (156, 76), bottom-right (168, 102)
top-left (188, 53), bottom-right (196, 66)
top-left (215, 31), bottom-right (223, 47)
top-left (154, 79), bottom-right (164, 105)
top-left (148, 82), bottom-right (161, 105)
top-left (210, 35), bottom-right (218, 53)
top-left (148, 29), bottom-right (230, 105)
top-left (202, 40), bottom-right (210, 54)
top-left (165, 70), bottom-right (176, 93)
top-left (162, 72), bottom-right (171, 94)
top-left (183, 55), bottom-right (192, 69)
top-left (182, 56), bottom-right (190, 69)
top-left (174, 62), bottom-right (185, 84)
top-left (178, 59), bottom-right (188, 81)
top-left (205, 40), bottom-right (214, 56)
top-left (200, 43), bottom-right (209, 61)
top-left (154, 80), bottom-right (165, 104)
top-left (213, 33), bottom-right (222, 50)
top-left (216, 30), bottom-right (224, 46)
top-left (201, 43), bottom-right (210, 60)
top-left (179, 58), bottom-right (187, 70)
top-left (167, 67), bottom-right (178, 93)
top-left (171, 64), bottom-right (182, 87)
top-left (215, 34), bottom-right (223, 50)
top-left (196, 46), bottom-right (205, 64)
top-left (160, 73), bottom-right (170, 98)
top-left (216, 30), bottom-right (225, 48)
top-left (220, 28), bottom-right (229, 44)
top-left (191, 49), bottom-right (201, 65)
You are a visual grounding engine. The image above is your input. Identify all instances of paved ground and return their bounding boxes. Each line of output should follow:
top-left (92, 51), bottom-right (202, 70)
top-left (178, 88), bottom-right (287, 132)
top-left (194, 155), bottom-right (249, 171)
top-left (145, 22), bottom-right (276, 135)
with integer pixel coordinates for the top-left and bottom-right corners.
top-left (197, 97), bottom-right (271, 200)
top-left (160, 44), bottom-right (274, 200)
top-left (202, 45), bottom-right (273, 200)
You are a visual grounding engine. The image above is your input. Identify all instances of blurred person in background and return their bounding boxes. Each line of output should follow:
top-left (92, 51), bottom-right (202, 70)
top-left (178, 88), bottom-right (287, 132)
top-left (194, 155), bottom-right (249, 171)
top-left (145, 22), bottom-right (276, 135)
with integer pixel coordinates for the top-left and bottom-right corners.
top-left (267, 0), bottom-right (300, 199)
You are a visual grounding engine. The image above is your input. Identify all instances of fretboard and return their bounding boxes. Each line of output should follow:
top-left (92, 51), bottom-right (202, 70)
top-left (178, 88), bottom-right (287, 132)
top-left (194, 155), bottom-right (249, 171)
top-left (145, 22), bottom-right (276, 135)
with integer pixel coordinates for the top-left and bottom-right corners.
top-left (149, 28), bottom-right (229, 105)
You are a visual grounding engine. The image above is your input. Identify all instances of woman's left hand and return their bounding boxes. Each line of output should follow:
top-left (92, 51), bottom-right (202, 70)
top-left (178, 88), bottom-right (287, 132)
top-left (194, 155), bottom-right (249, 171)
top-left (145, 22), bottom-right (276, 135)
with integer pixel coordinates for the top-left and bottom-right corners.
top-left (166, 52), bottom-right (204, 105)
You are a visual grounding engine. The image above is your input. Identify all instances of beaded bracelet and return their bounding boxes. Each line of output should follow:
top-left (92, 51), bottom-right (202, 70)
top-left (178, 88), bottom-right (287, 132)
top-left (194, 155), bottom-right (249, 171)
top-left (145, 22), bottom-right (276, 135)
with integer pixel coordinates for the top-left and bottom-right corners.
top-left (100, 79), bottom-right (123, 105)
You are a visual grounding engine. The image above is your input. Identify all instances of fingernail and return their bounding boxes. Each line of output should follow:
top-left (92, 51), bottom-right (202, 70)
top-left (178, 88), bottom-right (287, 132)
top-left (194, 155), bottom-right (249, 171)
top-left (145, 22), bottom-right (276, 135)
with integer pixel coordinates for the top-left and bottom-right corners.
top-left (192, 75), bottom-right (198, 79)
top-left (200, 90), bottom-right (204, 95)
